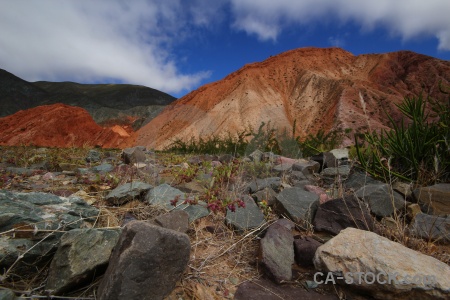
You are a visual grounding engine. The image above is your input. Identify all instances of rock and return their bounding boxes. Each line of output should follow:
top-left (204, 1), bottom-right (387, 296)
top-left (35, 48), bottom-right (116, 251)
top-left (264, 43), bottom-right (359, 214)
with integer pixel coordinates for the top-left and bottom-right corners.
top-left (292, 160), bottom-right (320, 175)
top-left (275, 187), bottom-right (319, 225)
top-left (97, 221), bottom-right (190, 300)
top-left (85, 150), bottom-right (101, 163)
top-left (46, 228), bottom-right (121, 295)
top-left (392, 181), bottom-right (413, 198)
top-left (413, 183), bottom-right (450, 216)
top-left (234, 278), bottom-right (338, 300)
top-left (145, 184), bottom-right (208, 222)
top-left (154, 210), bottom-right (189, 233)
top-left (321, 165), bottom-right (351, 177)
top-left (407, 203), bottom-right (422, 219)
top-left (313, 196), bottom-right (374, 235)
top-left (314, 228), bottom-right (450, 299)
top-left (344, 170), bottom-right (381, 191)
top-left (323, 152), bottom-right (338, 168)
top-left (272, 162), bottom-right (293, 173)
top-left (290, 170), bottom-right (308, 181)
top-left (310, 153), bottom-right (325, 172)
top-left (248, 149), bottom-right (264, 163)
top-left (247, 177), bottom-right (282, 193)
top-left (181, 202), bottom-right (210, 223)
top-left (252, 187), bottom-right (277, 206)
top-left (0, 190), bottom-right (99, 275)
top-left (294, 236), bottom-right (322, 267)
top-left (304, 185), bottom-right (330, 204)
top-left (146, 183), bottom-right (186, 210)
top-left (121, 147), bottom-right (146, 164)
top-left (105, 181), bottom-right (153, 205)
top-left (58, 163), bottom-right (78, 172)
top-left (260, 220), bottom-right (295, 282)
top-left (0, 288), bottom-right (17, 300)
top-left (410, 213), bottom-right (450, 244)
top-left (329, 148), bottom-right (349, 160)
top-left (219, 154), bottom-right (234, 163)
top-left (226, 195), bottom-right (265, 233)
top-left (91, 163), bottom-right (114, 173)
top-left (355, 184), bottom-right (405, 217)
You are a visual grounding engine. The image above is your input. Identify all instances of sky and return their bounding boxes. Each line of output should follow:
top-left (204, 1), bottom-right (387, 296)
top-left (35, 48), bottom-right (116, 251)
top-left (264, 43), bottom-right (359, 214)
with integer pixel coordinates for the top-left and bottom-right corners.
top-left (1, 0), bottom-right (450, 98)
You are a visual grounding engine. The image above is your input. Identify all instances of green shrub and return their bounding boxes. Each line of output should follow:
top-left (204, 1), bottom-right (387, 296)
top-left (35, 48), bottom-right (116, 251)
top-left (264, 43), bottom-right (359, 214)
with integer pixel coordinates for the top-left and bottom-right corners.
top-left (356, 91), bottom-right (449, 184)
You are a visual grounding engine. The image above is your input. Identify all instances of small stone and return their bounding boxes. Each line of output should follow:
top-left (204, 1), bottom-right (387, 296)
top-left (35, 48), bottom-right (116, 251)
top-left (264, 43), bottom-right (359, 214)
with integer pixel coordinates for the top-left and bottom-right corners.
top-left (226, 196), bottom-right (265, 233)
top-left (260, 221), bottom-right (294, 282)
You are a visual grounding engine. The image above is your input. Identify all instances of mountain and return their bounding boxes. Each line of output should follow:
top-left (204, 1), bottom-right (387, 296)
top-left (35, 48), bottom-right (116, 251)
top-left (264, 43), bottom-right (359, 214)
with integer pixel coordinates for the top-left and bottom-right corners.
top-left (135, 47), bottom-right (450, 150)
top-left (0, 103), bottom-right (133, 148)
top-left (0, 69), bottom-right (176, 128)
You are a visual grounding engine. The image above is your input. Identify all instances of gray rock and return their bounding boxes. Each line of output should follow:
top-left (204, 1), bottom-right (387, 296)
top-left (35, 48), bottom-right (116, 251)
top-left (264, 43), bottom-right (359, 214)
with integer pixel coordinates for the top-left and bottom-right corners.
top-left (0, 288), bottom-right (17, 300)
top-left (292, 160), bottom-right (320, 175)
top-left (5, 167), bottom-right (38, 176)
top-left (97, 221), bottom-right (190, 300)
top-left (234, 278), bottom-right (338, 300)
top-left (344, 170), bottom-right (381, 191)
top-left (145, 184), bottom-right (186, 210)
top-left (248, 149), bottom-right (264, 163)
top-left (91, 163), bottom-right (114, 173)
top-left (46, 228), bottom-right (121, 295)
top-left (106, 181), bottom-right (153, 205)
top-left (0, 190), bottom-right (99, 275)
top-left (181, 202), bottom-right (210, 222)
top-left (219, 154), bottom-right (234, 163)
top-left (260, 220), bottom-right (294, 282)
top-left (313, 196), bottom-right (374, 235)
top-left (355, 184), bottom-right (405, 217)
top-left (410, 213), bottom-right (450, 244)
top-left (272, 162), bottom-right (294, 173)
top-left (121, 147), bottom-right (146, 164)
top-left (252, 187), bottom-right (277, 206)
top-left (226, 196), bottom-right (265, 233)
top-left (86, 150), bottom-right (101, 163)
top-left (413, 183), bottom-right (450, 216)
top-left (154, 210), bottom-right (189, 233)
top-left (314, 228), bottom-right (450, 300)
top-left (247, 177), bottom-right (282, 193)
top-left (294, 236), bottom-right (322, 267)
top-left (275, 187), bottom-right (319, 224)
top-left (321, 165), bottom-right (351, 177)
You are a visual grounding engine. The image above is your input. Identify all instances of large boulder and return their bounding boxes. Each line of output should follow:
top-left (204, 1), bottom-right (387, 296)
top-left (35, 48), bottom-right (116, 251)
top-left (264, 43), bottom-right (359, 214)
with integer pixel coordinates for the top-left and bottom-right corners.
top-left (314, 228), bottom-right (450, 299)
top-left (46, 228), bottom-right (121, 294)
top-left (97, 221), bottom-right (190, 300)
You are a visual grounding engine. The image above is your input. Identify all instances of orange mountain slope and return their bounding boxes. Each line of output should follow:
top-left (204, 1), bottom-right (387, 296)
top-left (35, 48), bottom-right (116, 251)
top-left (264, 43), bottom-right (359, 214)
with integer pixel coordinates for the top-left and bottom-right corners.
top-left (0, 103), bottom-right (134, 148)
top-left (136, 47), bottom-right (450, 150)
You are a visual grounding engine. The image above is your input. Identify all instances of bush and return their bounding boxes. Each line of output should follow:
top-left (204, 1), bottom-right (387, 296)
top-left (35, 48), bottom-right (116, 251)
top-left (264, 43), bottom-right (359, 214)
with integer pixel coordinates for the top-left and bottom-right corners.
top-left (356, 90), bottom-right (450, 184)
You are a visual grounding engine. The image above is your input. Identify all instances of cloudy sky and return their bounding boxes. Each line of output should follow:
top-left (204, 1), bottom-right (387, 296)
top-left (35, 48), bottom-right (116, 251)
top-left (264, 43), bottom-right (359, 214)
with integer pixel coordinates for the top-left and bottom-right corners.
top-left (1, 0), bottom-right (449, 98)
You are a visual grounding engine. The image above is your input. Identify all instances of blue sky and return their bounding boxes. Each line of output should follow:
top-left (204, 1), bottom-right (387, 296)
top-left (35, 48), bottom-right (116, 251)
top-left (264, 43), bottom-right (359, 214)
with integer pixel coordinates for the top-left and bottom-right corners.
top-left (1, 0), bottom-right (449, 98)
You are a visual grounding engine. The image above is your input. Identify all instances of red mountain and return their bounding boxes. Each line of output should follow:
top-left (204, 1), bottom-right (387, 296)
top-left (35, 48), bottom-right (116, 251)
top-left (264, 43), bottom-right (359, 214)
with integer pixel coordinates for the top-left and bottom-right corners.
top-left (0, 103), bottom-right (134, 148)
top-left (135, 47), bottom-right (450, 150)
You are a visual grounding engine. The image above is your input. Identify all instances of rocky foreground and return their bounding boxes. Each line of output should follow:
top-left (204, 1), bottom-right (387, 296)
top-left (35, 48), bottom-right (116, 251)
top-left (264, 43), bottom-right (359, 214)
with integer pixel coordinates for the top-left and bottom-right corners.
top-left (0, 146), bottom-right (449, 299)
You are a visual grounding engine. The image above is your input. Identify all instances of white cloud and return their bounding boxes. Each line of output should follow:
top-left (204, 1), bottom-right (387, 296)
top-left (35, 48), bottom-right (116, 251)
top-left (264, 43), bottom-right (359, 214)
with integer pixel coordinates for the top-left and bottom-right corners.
top-left (0, 0), bottom-right (213, 94)
top-left (229, 0), bottom-right (450, 50)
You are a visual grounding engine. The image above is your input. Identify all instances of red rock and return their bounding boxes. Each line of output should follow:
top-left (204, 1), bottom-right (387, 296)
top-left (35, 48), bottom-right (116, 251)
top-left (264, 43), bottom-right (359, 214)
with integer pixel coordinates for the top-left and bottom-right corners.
top-left (0, 103), bottom-right (134, 148)
top-left (136, 47), bottom-right (450, 150)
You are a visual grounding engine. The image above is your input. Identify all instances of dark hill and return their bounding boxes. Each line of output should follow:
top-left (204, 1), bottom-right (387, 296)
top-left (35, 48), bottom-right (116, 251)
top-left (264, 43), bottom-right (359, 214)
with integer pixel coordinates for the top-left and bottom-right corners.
top-left (0, 69), bottom-right (176, 128)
